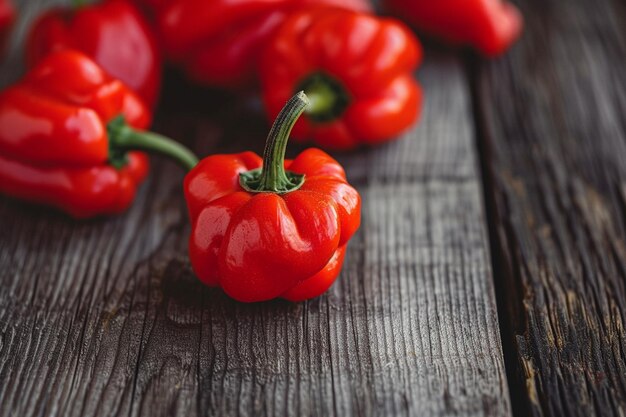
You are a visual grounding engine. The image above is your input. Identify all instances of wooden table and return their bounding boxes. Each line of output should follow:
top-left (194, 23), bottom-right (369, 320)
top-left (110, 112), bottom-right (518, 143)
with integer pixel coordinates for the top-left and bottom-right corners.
top-left (1, 0), bottom-right (625, 416)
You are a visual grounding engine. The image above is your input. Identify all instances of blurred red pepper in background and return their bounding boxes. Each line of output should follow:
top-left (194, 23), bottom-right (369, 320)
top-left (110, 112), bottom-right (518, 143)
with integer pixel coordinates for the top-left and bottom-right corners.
top-left (260, 8), bottom-right (422, 150)
top-left (144, 0), bottom-right (370, 89)
top-left (185, 93), bottom-right (361, 302)
top-left (26, 0), bottom-right (162, 107)
top-left (0, 50), bottom-right (197, 218)
top-left (384, 0), bottom-right (523, 56)
top-left (0, 0), bottom-right (15, 58)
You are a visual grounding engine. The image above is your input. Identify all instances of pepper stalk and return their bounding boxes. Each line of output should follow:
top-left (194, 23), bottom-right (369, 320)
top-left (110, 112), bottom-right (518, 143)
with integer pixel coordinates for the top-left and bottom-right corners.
top-left (298, 72), bottom-right (350, 123)
top-left (239, 91), bottom-right (309, 194)
top-left (107, 115), bottom-right (199, 171)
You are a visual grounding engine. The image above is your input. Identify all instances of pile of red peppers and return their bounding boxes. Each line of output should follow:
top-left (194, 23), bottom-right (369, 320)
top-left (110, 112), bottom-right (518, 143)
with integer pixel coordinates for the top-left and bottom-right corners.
top-left (0, 0), bottom-right (523, 302)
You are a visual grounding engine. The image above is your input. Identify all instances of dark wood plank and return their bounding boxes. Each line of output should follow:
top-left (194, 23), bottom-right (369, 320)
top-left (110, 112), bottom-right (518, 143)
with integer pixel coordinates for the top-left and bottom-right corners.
top-left (475, 0), bottom-right (626, 415)
top-left (0, 1), bottom-right (510, 415)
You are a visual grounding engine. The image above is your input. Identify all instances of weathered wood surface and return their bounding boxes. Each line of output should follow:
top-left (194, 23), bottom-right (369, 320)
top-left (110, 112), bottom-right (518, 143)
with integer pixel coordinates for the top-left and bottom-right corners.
top-left (0, 1), bottom-right (510, 416)
top-left (475, 0), bottom-right (626, 415)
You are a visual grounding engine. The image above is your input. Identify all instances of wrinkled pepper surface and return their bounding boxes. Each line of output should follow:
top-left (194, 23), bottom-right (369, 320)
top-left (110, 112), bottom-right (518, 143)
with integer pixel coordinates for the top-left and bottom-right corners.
top-left (0, 50), bottom-right (197, 218)
top-left (260, 8), bottom-right (422, 150)
top-left (0, 0), bottom-right (15, 58)
top-left (26, 0), bottom-right (162, 106)
top-left (145, 0), bottom-right (370, 89)
top-left (185, 92), bottom-right (361, 302)
top-left (384, 0), bottom-right (523, 56)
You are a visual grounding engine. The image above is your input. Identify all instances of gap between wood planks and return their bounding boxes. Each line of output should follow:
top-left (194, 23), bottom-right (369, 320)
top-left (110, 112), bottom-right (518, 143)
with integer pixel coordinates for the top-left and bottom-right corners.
top-left (465, 54), bottom-right (532, 417)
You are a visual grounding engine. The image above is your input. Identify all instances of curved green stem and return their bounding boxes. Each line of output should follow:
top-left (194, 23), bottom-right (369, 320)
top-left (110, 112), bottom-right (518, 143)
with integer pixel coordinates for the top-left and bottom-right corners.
top-left (239, 92), bottom-right (309, 194)
top-left (107, 116), bottom-right (199, 171)
top-left (73, 0), bottom-right (88, 8)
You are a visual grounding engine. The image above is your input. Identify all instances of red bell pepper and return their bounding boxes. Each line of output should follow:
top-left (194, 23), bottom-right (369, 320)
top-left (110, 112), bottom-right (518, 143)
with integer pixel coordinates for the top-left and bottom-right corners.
top-left (260, 8), bottom-right (422, 150)
top-left (384, 0), bottom-right (523, 56)
top-left (26, 0), bottom-right (162, 107)
top-left (0, 50), bottom-right (197, 218)
top-left (147, 0), bottom-right (371, 89)
top-left (0, 0), bottom-right (15, 58)
top-left (185, 92), bottom-right (361, 302)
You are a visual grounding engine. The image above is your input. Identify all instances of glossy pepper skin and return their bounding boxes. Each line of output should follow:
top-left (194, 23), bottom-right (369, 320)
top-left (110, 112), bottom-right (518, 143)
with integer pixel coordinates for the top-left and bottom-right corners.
top-left (147, 0), bottom-right (370, 89)
top-left (185, 93), bottom-right (361, 302)
top-left (0, 0), bottom-right (15, 58)
top-left (0, 50), bottom-right (197, 218)
top-left (260, 8), bottom-right (422, 150)
top-left (26, 0), bottom-right (162, 107)
top-left (384, 0), bottom-right (523, 56)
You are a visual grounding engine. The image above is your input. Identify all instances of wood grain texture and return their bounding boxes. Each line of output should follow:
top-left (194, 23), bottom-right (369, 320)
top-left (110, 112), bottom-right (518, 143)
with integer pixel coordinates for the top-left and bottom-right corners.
top-left (475, 0), bottom-right (626, 415)
top-left (0, 1), bottom-right (510, 415)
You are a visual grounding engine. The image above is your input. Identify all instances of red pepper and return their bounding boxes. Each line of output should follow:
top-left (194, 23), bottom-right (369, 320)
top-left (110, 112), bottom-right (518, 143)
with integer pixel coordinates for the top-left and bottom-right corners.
top-left (185, 92), bottom-right (361, 302)
top-left (147, 0), bottom-right (370, 89)
top-left (26, 0), bottom-right (162, 107)
top-left (260, 8), bottom-right (422, 150)
top-left (384, 0), bottom-right (523, 56)
top-left (0, 0), bottom-right (15, 58)
top-left (0, 50), bottom-right (197, 218)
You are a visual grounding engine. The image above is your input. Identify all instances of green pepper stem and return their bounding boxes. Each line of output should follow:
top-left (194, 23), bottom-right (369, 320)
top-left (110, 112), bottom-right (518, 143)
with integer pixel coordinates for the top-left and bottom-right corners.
top-left (297, 72), bottom-right (350, 123)
top-left (108, 116), bottom-right (199, 171)
top-left (305, 83), bottom-right (336, 116)
top-left (259, 92), bottom-right (309, 190)
top-left (73, 0), bottom-right (87, 8)
top-left (239, 92), bottom-right (309, 194)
